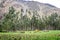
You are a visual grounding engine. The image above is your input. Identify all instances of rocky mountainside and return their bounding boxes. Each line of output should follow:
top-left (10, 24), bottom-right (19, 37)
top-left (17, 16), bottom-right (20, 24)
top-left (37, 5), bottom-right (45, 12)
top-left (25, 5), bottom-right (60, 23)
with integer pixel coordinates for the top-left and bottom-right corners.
top-left (0, 0), bottom-right (60, 18)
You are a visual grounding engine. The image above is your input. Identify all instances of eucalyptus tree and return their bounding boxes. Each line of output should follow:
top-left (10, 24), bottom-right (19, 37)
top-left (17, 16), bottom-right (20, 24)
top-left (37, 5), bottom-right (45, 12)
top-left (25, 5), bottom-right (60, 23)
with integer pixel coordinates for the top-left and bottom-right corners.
top-left (1, 6), bottom-right (19, 31)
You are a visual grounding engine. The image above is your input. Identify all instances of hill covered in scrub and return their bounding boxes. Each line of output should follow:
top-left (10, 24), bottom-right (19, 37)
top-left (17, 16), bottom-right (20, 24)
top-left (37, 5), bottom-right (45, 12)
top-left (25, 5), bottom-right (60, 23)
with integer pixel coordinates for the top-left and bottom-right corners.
top-left (0, 0), bottom-right (60, 18)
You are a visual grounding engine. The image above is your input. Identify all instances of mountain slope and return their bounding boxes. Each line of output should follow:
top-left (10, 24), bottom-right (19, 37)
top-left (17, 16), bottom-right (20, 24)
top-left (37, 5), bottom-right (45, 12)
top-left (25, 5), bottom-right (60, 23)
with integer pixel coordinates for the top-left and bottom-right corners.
top-left (0, 0), bottom-right (60, 18)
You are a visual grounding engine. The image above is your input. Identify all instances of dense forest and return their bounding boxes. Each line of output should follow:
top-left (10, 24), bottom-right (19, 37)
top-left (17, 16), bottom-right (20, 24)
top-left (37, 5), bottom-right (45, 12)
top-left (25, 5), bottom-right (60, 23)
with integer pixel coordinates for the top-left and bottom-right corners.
top-left (0, 7), bottom-right (60, 32)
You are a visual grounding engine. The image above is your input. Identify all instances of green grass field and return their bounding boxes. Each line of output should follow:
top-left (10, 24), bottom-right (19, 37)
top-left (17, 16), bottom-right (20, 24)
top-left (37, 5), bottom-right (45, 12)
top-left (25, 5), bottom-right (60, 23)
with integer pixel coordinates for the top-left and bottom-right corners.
top-left (0, 30), bottom-right (60, 40)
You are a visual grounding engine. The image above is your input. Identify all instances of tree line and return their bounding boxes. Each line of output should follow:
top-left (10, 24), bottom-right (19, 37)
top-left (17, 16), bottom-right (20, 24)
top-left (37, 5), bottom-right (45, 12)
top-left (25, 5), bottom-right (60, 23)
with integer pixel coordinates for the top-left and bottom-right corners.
top-left (0, 7), bottom-right (60, 32)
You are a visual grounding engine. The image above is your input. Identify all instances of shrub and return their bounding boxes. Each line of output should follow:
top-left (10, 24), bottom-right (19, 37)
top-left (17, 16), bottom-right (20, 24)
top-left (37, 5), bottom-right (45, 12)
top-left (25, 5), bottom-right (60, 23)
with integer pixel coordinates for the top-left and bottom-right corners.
top-left (35, 29), bottom-right (40, 32)
top-left (20, 31), bottom-right (25, 33)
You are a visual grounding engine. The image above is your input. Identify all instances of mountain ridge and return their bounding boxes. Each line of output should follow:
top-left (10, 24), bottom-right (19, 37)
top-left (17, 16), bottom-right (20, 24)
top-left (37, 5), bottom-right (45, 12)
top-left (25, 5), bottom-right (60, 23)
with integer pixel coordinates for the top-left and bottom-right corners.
top-left (0, 0), bottom-right (60, 18)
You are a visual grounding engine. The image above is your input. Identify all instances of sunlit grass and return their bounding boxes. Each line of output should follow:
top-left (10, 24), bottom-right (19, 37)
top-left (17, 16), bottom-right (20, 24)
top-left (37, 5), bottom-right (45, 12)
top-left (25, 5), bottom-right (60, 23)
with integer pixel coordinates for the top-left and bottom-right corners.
top-left (0, 30), bottom-right (60, 40)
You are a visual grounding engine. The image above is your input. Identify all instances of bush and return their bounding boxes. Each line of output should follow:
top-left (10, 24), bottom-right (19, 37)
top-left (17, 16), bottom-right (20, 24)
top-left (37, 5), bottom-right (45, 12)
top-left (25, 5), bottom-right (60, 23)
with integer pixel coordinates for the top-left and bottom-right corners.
top-left (20, 31), bottom-right (25, 33)
top-left (35, 29), bottom-right (40, 32)
top-left (1, 30), bottom-right (8, 33)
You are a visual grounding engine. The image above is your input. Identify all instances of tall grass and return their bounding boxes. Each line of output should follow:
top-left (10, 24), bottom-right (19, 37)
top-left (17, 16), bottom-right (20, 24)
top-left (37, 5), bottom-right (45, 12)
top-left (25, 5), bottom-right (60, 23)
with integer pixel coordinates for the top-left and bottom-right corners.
top-left (0, 31), bottom-right (60, 40)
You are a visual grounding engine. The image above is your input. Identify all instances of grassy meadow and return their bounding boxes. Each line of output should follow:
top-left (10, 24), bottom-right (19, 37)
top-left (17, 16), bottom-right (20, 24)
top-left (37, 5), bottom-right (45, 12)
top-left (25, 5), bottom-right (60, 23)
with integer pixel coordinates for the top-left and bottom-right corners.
top-left (0, 30), bottom-right (60, 40)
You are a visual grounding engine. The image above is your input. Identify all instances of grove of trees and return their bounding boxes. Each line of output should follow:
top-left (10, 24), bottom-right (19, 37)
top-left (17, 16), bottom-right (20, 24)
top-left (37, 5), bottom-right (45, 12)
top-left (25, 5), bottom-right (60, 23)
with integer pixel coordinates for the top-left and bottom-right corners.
top-left (0, 7), bottom-right (60, 32)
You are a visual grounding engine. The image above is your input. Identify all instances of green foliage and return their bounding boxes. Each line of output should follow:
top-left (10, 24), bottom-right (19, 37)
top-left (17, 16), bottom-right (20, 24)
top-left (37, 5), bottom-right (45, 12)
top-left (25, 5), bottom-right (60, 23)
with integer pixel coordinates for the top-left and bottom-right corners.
top-left (0, 6), bottom-right (60, 32)
top-left (41, 13), bottom-right (60, 30)
top-left (0, 6), bottom-right (19, 32)
top-left (0, 31), bottom-right (60, 40)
